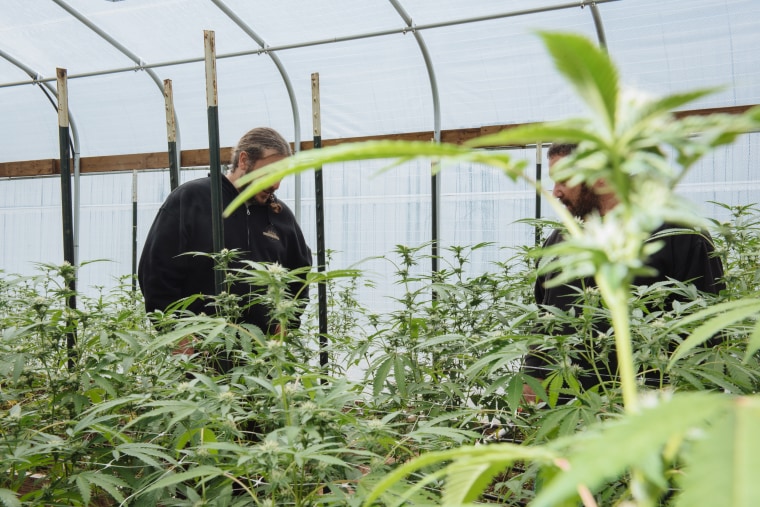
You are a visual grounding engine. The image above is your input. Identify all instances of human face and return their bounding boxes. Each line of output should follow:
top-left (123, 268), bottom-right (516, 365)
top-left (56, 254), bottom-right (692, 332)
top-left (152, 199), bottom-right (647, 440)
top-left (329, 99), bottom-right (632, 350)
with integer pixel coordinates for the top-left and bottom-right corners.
top-left (237, 150), bottom-right (286, 205)
top-left (549, 154), bottom-right (601, 219)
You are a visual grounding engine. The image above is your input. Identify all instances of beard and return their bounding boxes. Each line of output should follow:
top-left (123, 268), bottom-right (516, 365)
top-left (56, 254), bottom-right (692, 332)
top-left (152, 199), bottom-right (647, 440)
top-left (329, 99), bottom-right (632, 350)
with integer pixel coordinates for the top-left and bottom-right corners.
top-left (563, 185), bottom-right (601, 219)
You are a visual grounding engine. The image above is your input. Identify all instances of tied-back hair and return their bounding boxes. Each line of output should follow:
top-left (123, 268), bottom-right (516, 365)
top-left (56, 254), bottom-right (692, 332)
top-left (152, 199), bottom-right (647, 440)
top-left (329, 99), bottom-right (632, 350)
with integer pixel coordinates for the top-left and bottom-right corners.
top-left (230, 127), bottom-right (292, 170)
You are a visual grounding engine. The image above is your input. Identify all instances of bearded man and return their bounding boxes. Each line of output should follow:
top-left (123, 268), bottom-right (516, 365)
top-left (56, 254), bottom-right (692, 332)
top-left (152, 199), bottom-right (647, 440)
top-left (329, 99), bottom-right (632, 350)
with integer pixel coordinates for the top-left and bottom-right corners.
top-left (523, 143), bottom-right (724, 399)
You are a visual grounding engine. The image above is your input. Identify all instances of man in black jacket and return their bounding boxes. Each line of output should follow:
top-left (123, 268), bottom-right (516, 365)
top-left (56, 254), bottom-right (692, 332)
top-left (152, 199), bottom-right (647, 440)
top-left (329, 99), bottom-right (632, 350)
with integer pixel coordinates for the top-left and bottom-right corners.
top-left (138, 127), bottom-right (312, 340)
top-left (524, 143), bottom-right (725, 400)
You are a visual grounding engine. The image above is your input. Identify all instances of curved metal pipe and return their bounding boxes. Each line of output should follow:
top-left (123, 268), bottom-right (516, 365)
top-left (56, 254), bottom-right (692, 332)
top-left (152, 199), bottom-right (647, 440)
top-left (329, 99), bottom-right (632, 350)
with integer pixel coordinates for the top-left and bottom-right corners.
top-left (51, 0), bottom-right (184, 264)
top-left (50, 0), bottom-right (181, 170)
top-left (589, 2), bottom-right (609, 51)
top-left (209, 0), bottom-right (304, 220)
top-left (388, 0), bottom-right (441, 139)
top-left (0, 47), bottom-right (83, 265)
top-left (2, 0), bottom-right (625, 91)
top-left (388, 0), bottom-right (442, 273)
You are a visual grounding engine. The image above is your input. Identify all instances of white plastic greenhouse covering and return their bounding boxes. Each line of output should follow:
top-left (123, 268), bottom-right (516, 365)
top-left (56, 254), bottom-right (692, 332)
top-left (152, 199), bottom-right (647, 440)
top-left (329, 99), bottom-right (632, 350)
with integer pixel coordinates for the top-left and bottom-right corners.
top-left (1, 0), bottom-right (759, 311)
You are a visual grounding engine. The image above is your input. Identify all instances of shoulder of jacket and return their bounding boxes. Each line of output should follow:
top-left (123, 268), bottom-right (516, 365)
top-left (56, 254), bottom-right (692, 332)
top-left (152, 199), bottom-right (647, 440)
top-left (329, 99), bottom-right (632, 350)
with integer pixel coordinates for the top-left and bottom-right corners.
top-left (545, 228), bottom-right (564, 245)
top-left (175, 176), bottom-right (211, 194)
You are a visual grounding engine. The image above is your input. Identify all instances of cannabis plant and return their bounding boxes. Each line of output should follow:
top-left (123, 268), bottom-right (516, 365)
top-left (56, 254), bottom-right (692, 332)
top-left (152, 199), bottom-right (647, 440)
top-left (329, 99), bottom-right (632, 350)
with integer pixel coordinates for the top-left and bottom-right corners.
top-left (228, 31), bottom-right (760, 507)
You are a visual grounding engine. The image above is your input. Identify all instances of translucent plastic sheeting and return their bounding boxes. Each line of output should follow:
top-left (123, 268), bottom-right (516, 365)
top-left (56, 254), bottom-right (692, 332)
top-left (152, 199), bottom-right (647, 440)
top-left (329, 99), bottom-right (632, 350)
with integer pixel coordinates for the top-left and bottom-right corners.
top-left (2, 133), bottom-right (758, 310)
top-left (1, 0), bottom-right (758, 162)
top-left (1, 0), bottom-right (759, 310)
top-left (604, 0), bottom-right (760, 108)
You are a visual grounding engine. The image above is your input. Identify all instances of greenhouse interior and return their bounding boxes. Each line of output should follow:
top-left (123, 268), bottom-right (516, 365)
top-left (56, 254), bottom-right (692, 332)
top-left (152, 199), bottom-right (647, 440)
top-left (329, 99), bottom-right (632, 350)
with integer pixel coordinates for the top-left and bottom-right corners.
top-left (1, 0), bottom-right (760, 505)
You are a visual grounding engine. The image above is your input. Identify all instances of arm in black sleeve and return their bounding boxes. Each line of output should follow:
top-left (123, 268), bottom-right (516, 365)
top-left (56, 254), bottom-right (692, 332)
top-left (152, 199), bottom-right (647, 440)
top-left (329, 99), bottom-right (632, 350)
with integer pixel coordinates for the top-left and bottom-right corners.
top-left (286, 223), bottom-right (313, 328)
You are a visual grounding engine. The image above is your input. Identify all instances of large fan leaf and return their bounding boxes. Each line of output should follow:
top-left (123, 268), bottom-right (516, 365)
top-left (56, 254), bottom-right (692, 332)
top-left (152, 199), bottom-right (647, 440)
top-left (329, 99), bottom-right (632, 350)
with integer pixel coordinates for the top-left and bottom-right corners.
top-left (0, 489), bottom-right (21, 507)
top-left (363, 444), bottom-right (556, 506)
top-left (538, 32), bottom-right (618, 131)
top-left (227, 140), bottom-right (525, 213)
top-left (442, 462), bottom-right (506, 505)
top-left (668, 299), bottom-right (760, 366)
top-left (532, 392), bottom-right (731, 507)
top-left (675, 396), bottom-right (760, 507)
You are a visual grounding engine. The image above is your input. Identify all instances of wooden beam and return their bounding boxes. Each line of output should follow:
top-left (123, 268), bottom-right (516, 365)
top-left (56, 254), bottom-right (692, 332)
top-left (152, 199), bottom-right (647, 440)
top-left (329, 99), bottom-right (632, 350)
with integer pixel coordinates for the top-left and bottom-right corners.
top-left (673, 105), bottom-right (753, 119)
top-left (0, 159), bottom-right (57, 178)
top-left (1, 104), bottom-right (755, 179)
top-left (80, 152), bottom-right (170, 173)
top-left (180, 147), bottom-right (233, 168)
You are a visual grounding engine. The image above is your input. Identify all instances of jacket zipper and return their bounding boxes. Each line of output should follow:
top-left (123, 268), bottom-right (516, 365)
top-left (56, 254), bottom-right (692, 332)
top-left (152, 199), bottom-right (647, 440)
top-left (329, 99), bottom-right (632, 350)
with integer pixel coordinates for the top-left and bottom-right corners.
top-left (246, 206), bottom-right (251, 250)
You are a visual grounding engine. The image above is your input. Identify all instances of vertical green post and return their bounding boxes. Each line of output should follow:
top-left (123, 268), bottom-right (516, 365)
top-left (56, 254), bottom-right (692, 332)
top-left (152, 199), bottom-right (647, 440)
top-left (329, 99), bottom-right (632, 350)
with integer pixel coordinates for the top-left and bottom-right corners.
top-left (56, 67), bottom-right (77, 368)
top-left (132, 169), bottom-right (138, 293)
top-left (164, 79), bottom-right (180, 191)
top-left (535, 142), bottom-right (542, 246)
top-left (312, 72), bottom-right (328, 370)
top-left (204, 30), bottom-right (224, 295)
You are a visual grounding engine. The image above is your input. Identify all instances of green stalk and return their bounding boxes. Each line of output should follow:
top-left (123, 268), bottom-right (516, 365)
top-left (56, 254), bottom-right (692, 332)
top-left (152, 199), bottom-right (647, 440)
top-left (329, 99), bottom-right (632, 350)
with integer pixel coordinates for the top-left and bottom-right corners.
top-left (595, 274), bottom-right (638, 413)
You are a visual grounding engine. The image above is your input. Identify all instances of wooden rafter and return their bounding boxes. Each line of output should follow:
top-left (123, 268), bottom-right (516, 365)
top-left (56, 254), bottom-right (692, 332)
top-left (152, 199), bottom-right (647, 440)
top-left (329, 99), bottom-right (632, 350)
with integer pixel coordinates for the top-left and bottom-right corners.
top-left (0, 105), bottom-right (754, 179)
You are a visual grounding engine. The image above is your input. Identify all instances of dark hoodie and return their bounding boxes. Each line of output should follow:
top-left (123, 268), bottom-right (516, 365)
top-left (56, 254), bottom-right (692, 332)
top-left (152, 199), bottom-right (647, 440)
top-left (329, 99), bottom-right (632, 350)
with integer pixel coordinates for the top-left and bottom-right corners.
top-left (526, 223), bottom-right (725, 389)
top-left (138, 175), bottom-right (312, 330)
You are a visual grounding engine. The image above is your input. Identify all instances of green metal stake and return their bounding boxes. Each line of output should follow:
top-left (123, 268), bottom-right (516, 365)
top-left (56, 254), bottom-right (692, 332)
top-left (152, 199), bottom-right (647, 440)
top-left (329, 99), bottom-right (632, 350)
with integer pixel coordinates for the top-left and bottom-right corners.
top-left (312, 73), bottom-right (328, 371)
top-left (132, 169), bottom-right (138, 293)
top-left (164, 79), bottom-right (180, 190)
top-left (204, 30), bottom-right (224, 295)
top-left (56, 67), bottom-right (77, 369)
top-left (535, 142), bottom-right (542, 246)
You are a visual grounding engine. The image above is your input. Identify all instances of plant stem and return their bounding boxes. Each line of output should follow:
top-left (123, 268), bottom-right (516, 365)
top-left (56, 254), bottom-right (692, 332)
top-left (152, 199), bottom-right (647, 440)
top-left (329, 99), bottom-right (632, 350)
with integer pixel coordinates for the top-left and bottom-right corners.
top-left (595, 275), bottom-right (638, 413)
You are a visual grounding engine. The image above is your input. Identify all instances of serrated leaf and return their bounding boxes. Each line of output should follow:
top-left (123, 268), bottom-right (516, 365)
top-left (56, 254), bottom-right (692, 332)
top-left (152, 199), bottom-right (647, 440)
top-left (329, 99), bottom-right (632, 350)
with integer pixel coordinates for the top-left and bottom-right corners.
top-left (373, 356), bottom-right (393, 397)
top-left (393, 355), bottom-right (407, 399)
top-left (73, 472), bottom-right (128, 505)
top-left (670, 302), bottom-right (760, 366)
top-left (414, 333), bottom-right (467, 349)
top-left (532, 392), bottom-right (731, 507)
top-left (406, 425), bottom-right (479, 444)
top-left (467, 120), bottom-right (602, 150)
top-left (142, 322), bottom-right (221, 354)
top-left (506, 374), bottom-right (524, 414)
top-left (75, 474), bottom-right (92, 506)
top-left (124, 400), bottom-right (200, 431)
top-left (443, 462), bottom-right (505, 505)
top-left (637, 89), bottom-right (720, 125)
top-left (117, 442), bottom-right (177, 468)
top-left (140, 465), bottom-right (226, 494)
top-left (227, 140), bottom-right (520, 214)
top-left (665, 298), bottom-right (760, 333)
top-left (0, 488), bottom-right (21, 507)
top-left (675, 396), bottom-right (760, 507)
top-left (363, 443), bottom-right (556, 507)
top-left (538, 32), bottom-right (618, 130)
top-left (745, 318), bottom-right (760, 363)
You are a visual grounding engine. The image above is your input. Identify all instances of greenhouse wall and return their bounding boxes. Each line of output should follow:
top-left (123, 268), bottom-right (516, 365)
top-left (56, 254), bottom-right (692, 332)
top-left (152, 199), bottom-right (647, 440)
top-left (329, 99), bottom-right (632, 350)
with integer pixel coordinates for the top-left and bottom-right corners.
top-left (2, 132), bottom-right (758, 312)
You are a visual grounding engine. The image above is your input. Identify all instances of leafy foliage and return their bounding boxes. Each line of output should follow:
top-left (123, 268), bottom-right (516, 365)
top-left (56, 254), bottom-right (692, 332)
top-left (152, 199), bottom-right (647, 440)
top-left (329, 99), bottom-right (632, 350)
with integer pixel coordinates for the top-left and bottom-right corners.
top-left (2, 30), bottom-right (760, 507)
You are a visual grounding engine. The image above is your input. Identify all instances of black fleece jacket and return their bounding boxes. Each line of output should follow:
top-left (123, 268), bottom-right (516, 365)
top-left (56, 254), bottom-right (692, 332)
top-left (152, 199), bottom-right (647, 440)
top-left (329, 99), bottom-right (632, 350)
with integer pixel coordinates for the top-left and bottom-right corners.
top-left (138, 175), bottom-right (312, 330)
top-left (526, 223), bottom-right (725, 387)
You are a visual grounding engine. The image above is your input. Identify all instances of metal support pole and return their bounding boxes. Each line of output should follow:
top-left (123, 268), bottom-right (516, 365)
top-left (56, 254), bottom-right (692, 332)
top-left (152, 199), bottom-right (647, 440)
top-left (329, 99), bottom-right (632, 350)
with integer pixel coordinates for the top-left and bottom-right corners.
top-left (0, 49), bottom-right (83, 267)
top-left (209, 0), bottom-right (304, 220)
top-left (312, 73), bottom-right (329, 371)
top-left (388, 0), bottom-right (442, 276)
top-left (164, 79), bottom-right (180, 190)
top-left (132, 169), bottom-right (138, 293)
top-left (3, 0), bottom-right (623, 91)
top-left (204, 30), bottom-right (225, 295)
top-left (56, 68), bottom-right (77, 368)
top-left (535, 143), bottom-right (543, 246)
top-left (589, 2), bottom-right (609, 51)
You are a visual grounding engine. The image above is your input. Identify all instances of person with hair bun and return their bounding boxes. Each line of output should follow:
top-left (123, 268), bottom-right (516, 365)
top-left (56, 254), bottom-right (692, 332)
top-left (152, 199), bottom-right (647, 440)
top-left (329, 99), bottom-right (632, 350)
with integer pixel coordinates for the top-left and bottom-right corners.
top-left (138, 127), bottom-right (312, 355)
